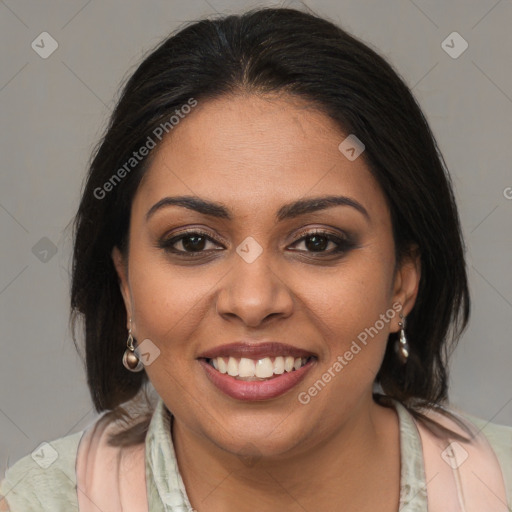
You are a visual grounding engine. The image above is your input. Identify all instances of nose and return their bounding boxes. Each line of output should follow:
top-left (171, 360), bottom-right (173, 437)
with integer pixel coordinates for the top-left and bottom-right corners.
top-left (215, 244), bottom-right (294, 328)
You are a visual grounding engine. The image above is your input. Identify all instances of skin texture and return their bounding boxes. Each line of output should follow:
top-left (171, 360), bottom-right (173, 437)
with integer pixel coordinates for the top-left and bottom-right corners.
top-left (112, 92), bottom-right (421, 511)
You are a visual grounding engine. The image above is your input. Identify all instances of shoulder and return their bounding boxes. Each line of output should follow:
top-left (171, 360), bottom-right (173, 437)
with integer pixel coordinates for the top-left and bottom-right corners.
top-left (461, 411), bottom-right (512, 448)
top-left (460, 411), bottom-right (512, 489)
top-left (0, 430), bottom-right (84, 512)
top-left (420, 403), bottom-right (512, 506)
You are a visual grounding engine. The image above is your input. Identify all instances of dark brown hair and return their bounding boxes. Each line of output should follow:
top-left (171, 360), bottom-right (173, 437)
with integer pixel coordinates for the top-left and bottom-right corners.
top-left (70, 6), bottom-right (470, 445)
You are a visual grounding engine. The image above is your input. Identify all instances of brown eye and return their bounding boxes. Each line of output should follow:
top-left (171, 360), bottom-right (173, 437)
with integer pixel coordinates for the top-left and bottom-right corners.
top-left (158, 230), bottom-right (223, 254)
top-left (178, 234), bottom-right (208, 252)
top-left (303, 234), bottom-right (330, 252)
top-left (289, 229), bottom-right (356, 255)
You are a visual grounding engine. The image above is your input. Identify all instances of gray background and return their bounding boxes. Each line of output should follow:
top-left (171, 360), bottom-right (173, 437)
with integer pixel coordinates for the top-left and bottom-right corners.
top-left (1, 0), bottom-right (511, 473)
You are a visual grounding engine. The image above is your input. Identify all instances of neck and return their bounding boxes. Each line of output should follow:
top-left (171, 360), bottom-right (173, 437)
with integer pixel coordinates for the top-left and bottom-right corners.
top-left (171, 396), bottom-right (401, 512)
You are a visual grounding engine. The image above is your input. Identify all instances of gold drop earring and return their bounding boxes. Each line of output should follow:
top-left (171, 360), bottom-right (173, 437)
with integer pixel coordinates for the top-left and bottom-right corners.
top-left (395, 312), bottom-right (410, 364)
top-left (122, 318), bottom-right (144, 372)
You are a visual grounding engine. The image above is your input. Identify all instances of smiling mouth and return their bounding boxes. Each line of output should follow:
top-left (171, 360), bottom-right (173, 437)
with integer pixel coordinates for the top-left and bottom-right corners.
top-left (202, 355), bottom-right (316, 381)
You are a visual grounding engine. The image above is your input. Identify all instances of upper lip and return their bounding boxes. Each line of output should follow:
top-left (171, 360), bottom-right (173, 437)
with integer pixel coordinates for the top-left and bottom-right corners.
top-left (198, 342), bottom-right (316, 360)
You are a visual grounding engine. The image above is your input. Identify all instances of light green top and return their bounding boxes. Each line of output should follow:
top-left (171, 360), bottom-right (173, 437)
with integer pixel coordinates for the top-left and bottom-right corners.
top-left (1, 398), bottom-right (511, 511)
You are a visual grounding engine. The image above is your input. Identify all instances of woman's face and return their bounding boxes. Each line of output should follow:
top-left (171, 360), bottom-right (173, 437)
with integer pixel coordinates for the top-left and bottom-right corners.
top-left (112, 93), bottom-right (420, 458)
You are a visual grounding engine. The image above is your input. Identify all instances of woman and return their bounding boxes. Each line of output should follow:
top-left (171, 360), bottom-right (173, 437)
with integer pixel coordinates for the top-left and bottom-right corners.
top-left (1, 6), bottom-right (510, 511)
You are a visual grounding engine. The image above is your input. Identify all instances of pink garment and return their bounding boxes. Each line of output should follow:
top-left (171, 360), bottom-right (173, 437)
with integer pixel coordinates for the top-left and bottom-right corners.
top-left (418, 407), bottom-right (508, 511)
top-left (75, 405), bottom-right (508, 511)
top-left (76, 413), bottom-right (148, 512)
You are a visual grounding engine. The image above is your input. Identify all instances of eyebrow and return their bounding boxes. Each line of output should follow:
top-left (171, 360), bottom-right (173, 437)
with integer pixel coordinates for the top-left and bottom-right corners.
top-left (145, 194), bottom-right (370, 223)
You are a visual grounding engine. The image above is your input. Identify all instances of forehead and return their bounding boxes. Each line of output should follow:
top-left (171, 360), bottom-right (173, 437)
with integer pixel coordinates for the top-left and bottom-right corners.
top-left (133, 93), bottom-right (388, 222)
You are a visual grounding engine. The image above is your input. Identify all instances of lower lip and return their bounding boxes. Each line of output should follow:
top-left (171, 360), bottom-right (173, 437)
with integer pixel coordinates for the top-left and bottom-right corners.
top-left (198, 358), bottom-right (315, 401)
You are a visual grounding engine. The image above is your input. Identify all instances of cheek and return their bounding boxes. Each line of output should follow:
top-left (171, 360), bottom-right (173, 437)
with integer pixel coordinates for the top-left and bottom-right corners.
top-left (128, 264), bottom-right (209, 406)
top-left (317, 253), bottom-right (396, 364)
top-left (130, 265), bottom-right (210, 350)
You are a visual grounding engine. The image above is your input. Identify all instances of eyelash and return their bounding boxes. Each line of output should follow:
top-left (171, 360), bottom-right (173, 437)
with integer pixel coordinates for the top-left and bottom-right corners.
top-left (157, 228), bottom-right (356, 258)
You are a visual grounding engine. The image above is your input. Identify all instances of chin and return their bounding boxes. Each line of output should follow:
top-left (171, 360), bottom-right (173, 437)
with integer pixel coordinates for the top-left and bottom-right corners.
top-left (197, 407), bottom-right (318, 460)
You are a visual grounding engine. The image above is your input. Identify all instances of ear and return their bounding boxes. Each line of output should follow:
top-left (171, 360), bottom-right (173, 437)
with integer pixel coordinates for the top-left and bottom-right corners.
top-left (111, 246), bottom-right (132, 329)
top-left (390, 245), bottom-right (421, 332)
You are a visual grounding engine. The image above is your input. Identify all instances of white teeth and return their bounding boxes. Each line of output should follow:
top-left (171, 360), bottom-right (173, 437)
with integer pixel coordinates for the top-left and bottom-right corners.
top-left (274, 356), bottom-right (285, 374)
top-left (239, 357), bottom-right (256, 377)
top-left (208, 355), bottom-right (310, 378)
top-left (217, 357), bottom-right (227, 374)
top-left (227, 357), bottom-right (238, 377)
top-left (255, 357), bottom-right (274, 378)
